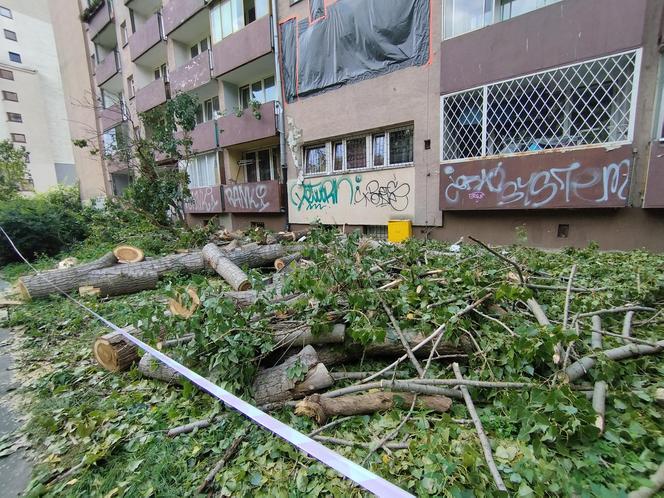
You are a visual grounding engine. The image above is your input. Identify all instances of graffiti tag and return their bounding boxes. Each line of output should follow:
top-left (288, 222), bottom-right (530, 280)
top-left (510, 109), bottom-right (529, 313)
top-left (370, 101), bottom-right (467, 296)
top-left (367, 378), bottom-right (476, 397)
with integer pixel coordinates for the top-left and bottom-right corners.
top-left (354, 179), bottom-right (411, 212)
top-left (186, 187), bottom-right (222, 214)
top-left (442, 160), bottom-right (631, 209)
top-left (224, 183), bottom-right (272, 212)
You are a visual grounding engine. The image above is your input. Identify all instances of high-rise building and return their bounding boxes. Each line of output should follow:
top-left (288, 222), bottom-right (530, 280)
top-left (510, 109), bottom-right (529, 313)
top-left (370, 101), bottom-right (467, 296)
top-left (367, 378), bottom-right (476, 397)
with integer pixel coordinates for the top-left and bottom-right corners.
top-left (72, 0), bottom-right (664, 250)
top-left (0, 0), bottom-right (83, 194)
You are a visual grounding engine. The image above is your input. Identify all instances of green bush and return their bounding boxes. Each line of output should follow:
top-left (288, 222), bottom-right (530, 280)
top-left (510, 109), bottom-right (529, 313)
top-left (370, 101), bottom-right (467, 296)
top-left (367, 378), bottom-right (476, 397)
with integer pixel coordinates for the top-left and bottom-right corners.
top-left (0, 186), bottom-right (90, 264)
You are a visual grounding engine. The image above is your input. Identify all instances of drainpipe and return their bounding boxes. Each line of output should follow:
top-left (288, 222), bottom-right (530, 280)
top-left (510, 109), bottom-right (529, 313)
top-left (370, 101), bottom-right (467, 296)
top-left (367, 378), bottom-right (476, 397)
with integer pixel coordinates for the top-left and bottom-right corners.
top-left (270, 0), bottom-right (289, 225)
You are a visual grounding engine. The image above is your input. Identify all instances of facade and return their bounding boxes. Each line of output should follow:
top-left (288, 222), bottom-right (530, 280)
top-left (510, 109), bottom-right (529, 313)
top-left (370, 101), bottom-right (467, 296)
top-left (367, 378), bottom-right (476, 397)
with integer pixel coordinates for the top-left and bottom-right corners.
top-left (78, 0), bottom-right (664, 249)
top-left (0, 0), bottom-right (80, 193)
top-left (79, 0), bottom-right (287, 230)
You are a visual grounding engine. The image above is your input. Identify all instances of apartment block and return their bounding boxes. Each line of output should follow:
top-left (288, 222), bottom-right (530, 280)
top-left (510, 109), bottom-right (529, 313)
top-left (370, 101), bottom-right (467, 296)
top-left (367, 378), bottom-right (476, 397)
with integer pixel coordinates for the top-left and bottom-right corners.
top-left (80, 0), bottom-right (286, 229)
top-left (79, 0), bottom-right (664, 250)
top-left (0, 0), bottom-right (80, 193)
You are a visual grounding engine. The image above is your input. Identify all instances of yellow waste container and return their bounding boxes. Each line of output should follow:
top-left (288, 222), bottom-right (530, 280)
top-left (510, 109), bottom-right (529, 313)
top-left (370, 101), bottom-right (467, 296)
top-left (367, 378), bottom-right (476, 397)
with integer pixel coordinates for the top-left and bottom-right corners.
top-left (388, 220), bottom-right (412, 243)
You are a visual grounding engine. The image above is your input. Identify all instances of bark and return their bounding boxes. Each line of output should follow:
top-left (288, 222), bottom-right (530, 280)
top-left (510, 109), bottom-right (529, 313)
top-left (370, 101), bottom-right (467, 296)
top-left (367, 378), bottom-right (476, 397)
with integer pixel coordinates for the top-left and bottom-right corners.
top-left (295, 392), bottom-right (452, 424)
top-left (82, 269), bottom-right (159, 297)
top-left (198, 433), bottom-right (246, 493)
top-left (139, 353), bottom-right (180, 383)
top-left (591, 316), bottom-right (603, 350)
top-left (203, 243), bottom-right (251, 291)
top-left (526, 298), bottom-right (551, 326)
top-left (622, 311), bottom-right (635, 344)
top-left (314, 330), bottom-right (465, 367)
top-left (167, 417), bottom-right (217, 437)
top-left (275, 230), bottom-right (310, 242)
top-left (18, 252), bottom-right (118, 300)
top-left (321, 380), bottom-right (463, 400)
top-left (271, 323), bottom-right (346, 348)
top-left (93, 327), bottom-right (139, 372)
top-left (312, 435), bottom-right (408, 450)
top-left (592, 381), bottom-right (607, 434)
top-left (113, 245), bottom-right (145, 264)
top-left (565, 340), bottom-right (664, 382)
top-left (628, 462), bottom-right (664, 498)
top-left (252, 345), bottom-right (333, 405)
top-left (274, 253), bottom-right (302, 271)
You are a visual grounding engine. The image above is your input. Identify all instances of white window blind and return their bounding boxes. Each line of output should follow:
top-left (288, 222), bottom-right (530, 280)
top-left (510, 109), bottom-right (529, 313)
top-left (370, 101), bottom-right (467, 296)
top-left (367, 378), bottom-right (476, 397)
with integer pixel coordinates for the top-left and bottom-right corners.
top-left (186, 153), bottom-right (219, 188)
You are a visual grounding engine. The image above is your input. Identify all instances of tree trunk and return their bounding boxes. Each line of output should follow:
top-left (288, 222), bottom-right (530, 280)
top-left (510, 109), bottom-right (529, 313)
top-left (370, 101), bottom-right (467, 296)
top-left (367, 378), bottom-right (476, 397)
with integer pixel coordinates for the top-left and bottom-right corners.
top-left (138, 353), bottom-right (180, 383)
top-left (314, 330), bottom-right (466, 367)
top-left (82, 269), bottom-right (159, 297)
top-left (275, 230), bottom-right (310, 242)
top-left (252, 345), bottom-right (333, 405)
top-left (93, 326), bottom-right (139, 372)
top-left (295, 392), bottom-right (452, 424)
top-left (18, 252), bottom-right (118, 300)
top-left (203, 244), bottom-right (251, 291)
top-left (274, 253), bottom-right (302, 271)
top-left (19, 244), bottom-right (295, 300)
top-left (271, 323), bottom-right (345, 348)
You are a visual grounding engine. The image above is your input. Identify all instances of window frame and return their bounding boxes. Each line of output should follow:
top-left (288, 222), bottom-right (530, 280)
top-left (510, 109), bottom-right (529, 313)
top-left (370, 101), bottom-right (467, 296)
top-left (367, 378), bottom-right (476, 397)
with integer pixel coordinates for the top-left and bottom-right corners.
top-left (302, 125), bottom-right (415, 177)
top-left (120, 21), bottom-right (128, 46)
top-left (7, 112), bottom-right (21, 122)
top-left (10, 133), bottom-right (26, 143)
top-left (185, 152), bottom-right (220, 188)
top-left (190, 37), bottom-right (211, 59)
top-left (127, 75), bottom-right (135, 99)
top-left (0, 68), bottom-right (13, 80)
top-left (2, 90), bottom-right (18, 101)
top-left (154, 63), bottom-right (168, 82)
top-left (4, 29), bottom-right (16, 41)
top-left (0, 6), bottom-right (12, 18)
top-left (8, 51), bottom-right (21, 63)
top-left (238, 75), bottom-right (276, 109)
top-left (242, 147), bottom-right (280, 183)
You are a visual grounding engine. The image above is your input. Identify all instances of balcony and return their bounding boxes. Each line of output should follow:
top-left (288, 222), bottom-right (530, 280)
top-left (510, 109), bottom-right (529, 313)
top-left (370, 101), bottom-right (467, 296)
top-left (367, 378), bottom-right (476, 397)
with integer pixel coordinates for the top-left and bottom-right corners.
top-left (185, 186), bottom-right (224, 214)
top-left (189, 120), bottom-right (218, 154)
top-left (95, 51), bottom-right (121, 87)
top-left (169, 51), bottom-right (213, 94)
top-left (211, 15), bottom-right (272, 78)
top-left (218, 101), bottom-right (277, 148)
top-left (129, 12), bottom-right (166, 64)
top-left (86, 0), bottom-right (115, 44)
top-left (163, 0), bottom-right (206, 36)
top-left (222, 180), bottom-right (283, 213)
top-left (100, 103), bottom-right (125, 131)
top-left (135, 79), bottom-right (169, 113)
top-left (125, 0), bottom-right (162, 17)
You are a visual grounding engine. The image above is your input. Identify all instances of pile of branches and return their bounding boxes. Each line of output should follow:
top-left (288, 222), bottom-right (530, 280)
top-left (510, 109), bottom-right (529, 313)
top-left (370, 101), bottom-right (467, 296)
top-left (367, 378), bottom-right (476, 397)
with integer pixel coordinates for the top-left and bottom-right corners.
top-left (21, 227), bottom-right (664, 495)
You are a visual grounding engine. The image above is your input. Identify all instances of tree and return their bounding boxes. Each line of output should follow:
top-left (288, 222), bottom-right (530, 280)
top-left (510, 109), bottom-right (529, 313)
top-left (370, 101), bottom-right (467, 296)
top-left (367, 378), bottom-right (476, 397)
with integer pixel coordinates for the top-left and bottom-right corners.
top-left (0, 140), bottom-right (29, 200)
top-left (75, 91), bottom-right (200, 226)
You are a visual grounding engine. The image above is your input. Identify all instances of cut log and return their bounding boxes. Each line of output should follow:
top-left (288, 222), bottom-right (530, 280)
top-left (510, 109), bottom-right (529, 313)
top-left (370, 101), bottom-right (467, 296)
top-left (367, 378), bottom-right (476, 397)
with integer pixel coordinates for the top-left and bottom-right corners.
top-left (276, 230), bottom-right (310, 242)
top-left (83, 269), bottom-right (159, 297)
top-left (526, 298), bottom-right (551, 326)
top-left (168, 288), bottom-right (200, 318)
top-left (93, 326), bottom-right (139, 372)
top-left (314, 330), bottom-right (466, 367)
top-left (252, 345), bottom-right (333, 405)
top-left (113, 245), bottom-right (145, 264)
top-left (272, 323), bottom-right (345, 348)
top-left (18, 252), bottom-right (118, 300)
top-left (295, 392), bottom-right (452, 424)
top-left (138, 353), bottom-right (180, 383)
top-left (203, 244), bottom-right (251, 291)
top-left (592, 380), bottom-right (607, 434)
top-left (591, 316), bottom-right (603, 350)
top-left (274, 253), bottom-right (301, 271)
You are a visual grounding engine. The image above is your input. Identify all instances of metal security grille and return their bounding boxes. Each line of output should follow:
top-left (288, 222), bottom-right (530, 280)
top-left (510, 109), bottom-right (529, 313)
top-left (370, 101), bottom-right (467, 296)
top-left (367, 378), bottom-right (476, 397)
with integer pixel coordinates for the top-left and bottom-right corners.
top-left (441, 50), bottom-right (640, 161)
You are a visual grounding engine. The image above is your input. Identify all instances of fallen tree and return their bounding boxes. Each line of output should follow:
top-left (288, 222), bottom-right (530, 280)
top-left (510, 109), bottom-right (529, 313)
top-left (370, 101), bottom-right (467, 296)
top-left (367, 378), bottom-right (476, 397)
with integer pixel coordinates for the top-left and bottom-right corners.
top-left (93, 327), bottom-right (140, 372)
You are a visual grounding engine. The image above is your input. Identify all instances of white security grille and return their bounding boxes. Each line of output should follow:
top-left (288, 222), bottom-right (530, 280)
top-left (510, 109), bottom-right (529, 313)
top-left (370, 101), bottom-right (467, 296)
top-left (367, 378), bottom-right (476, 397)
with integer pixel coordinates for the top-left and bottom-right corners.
top-left (441, 51), bottom-right (640, 161)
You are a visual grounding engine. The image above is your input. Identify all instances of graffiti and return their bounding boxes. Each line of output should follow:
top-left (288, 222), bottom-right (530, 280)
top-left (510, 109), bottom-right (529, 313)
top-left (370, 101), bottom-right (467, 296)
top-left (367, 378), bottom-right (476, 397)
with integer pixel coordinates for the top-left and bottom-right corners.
top-left (290, 175), bottom-right (413, 212)
top-left (224, 183), bottom-right (272, 212)
top-left (442, 159), bottom-right (631, 209)
top-left (354, 179), bottom-right (411, 212)
top-left (186, 187), bottom-right (222, 214)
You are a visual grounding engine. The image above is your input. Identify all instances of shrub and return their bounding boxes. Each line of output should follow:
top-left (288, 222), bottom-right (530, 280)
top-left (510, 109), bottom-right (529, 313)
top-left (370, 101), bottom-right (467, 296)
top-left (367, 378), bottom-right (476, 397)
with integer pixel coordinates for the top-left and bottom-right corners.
top-left (0, 186), bottom-right (90, 265)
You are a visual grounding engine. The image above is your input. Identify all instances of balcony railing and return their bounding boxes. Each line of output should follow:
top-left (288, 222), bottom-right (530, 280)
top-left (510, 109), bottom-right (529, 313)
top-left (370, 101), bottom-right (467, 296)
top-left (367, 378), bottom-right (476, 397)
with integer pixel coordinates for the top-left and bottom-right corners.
top-left (100, 102), bottom-right (125, 131)
top-left (135, 78), bottom-right (169, 113)
top-left (169, 51), bottom-right (213, 94)
top-left (211, 15), bottom-right (272, 78)
top-left (218, 101), bottom-right (277, 148)
top-left (86, 0), bottom-right (114, 40)
top-left (163, 0), bottom-right (206, 35)
top-left (129, 12), bottom-right (165, 62)
top-left (95, 50), bottom-right (121, 86)
top-left (185, 186), bottom-right (224, 214)
top-left (222, 180), bottom-right (283, 213)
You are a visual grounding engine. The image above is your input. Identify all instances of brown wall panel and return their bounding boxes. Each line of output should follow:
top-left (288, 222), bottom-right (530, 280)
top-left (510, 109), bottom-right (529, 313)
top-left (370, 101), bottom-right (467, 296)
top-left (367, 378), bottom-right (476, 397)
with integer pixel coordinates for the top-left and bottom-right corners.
top-left (644, 141), bottom-right (664, 208)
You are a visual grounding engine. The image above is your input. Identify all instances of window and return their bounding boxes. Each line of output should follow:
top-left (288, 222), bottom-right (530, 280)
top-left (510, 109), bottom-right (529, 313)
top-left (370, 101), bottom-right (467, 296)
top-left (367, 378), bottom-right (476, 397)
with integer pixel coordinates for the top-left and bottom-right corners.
top-left (7, 112), bottom-right (21, 122)
top-left (303, 125), bottom-right (414, 176)
top-left (190, 37), bottom-right (210, 59)
top-left (127, 75), bottom-right (135, 99)
top-left (243, 148), bottom-right (279, 182)
top-left (11, 133), bottom-right (25, 143)
top-left (195, 96), bottom-right (220, 124)
top-left (2, 90), bottom-right (17, 101)
top-left (120, 21), bottom-right (128, 46)
top-left (101, 89), bottom-right (122, 109)
top-left (346, 137), bottom-right (367, 170)
top-left (304, 145), bottom-right (327, 175)
top-left (239, 76), bottom-right (275, 109)
top-left (154, 64), bottom-right (168, 81)
top-left (186, 152), bottom-right (219, 188)
top-left (0, 6), bottom-right (12, 18)
top-left (0, 68), bottom-right (13, 80)
top-left (8, 52), bottom-right (21, 63)
top-left (210, 0), bottom-right (269, 43)
top-left (4, 29), bottom-right (16, 41)
top-left (129, 9), bottom-right (136, 33)
top-left (103, 126), bottom-right (127, 156)
top-left (443, 0), bottom-right (560, 38)
top-left (441, 51), bottom-right (639, 161)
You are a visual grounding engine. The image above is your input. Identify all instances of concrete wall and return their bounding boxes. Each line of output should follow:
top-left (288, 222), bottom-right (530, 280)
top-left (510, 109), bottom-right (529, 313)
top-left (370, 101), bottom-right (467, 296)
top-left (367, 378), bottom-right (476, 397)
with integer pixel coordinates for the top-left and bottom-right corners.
top-left (50, 0), bottom-right (108, 201)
